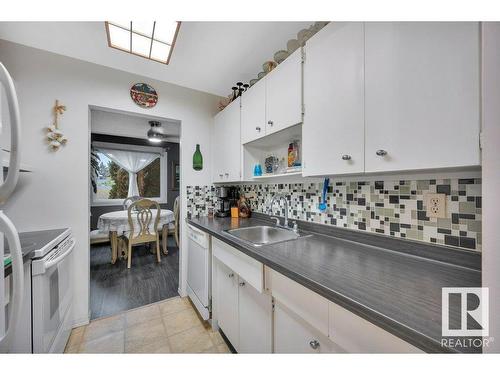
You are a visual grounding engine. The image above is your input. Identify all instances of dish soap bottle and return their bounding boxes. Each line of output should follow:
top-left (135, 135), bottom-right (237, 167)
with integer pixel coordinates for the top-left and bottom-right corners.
top-left (238, 194), bottom-right (251, 218)
top-left (193, 144), bottom-right (203, 171)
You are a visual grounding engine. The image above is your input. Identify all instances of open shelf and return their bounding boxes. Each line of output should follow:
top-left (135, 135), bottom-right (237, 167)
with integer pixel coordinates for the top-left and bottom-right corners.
top-left (242, 124), bottom-right (303, 181)
top-left (243, 123), bottom-right (302, 150)
top-left (251, 170), bottom-right (302, 179)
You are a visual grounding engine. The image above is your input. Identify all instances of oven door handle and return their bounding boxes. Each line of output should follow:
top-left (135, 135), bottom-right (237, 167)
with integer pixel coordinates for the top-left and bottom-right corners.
top-left (0, 211), bottom-right (24, 351)
top-left (0, 63), bottom-right (21, 204)
top-left (43, 238), bottom-right (76, 272)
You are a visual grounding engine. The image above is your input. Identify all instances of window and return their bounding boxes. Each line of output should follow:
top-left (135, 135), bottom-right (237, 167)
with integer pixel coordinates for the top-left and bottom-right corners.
top-left (105, 21), bottom-right (180, 64)
top-left (92, 144), bottom-right (167, 206)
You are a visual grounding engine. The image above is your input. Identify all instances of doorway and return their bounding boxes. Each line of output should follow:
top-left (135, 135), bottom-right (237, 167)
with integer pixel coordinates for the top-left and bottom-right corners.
top-left (88, 107), bottom-right (181, 320)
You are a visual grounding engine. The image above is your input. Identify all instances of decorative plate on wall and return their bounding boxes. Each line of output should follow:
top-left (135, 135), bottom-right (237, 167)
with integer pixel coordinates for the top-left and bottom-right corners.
top-left (130, 83), bottom-right (158, 108)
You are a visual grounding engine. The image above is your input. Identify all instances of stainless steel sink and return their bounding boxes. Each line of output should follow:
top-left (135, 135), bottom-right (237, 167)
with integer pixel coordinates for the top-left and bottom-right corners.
top-left (226, 225), bottom-right (305, 246)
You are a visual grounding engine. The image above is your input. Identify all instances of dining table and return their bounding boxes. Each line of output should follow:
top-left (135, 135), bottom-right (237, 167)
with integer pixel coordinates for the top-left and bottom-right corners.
top-left (97, 209), bottom-right (174, 264)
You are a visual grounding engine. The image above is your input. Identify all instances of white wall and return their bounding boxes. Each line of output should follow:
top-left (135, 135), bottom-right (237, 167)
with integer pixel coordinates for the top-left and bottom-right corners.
top-left (482, 22), bottom-right (500, 353)
top-left (90, 109), bottom-right (180, 142)
top-left (0, 39), bottom-right (219, 326)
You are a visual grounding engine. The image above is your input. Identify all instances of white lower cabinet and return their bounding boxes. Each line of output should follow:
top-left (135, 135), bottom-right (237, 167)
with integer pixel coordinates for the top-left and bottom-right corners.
top-left (267, 266), bottom-right (329, 336)
top-left (328, 302), bottom-right (423, 353)
top-left (274, 303), bottom-right (342, 354)
top-left (213, 256), bottom-right (272, 353)
top-left (213, 245), bottom-right (423, 353)
top-left (267, 267), bottom-right (422, 353)
top-left (238, 276), bottom-right (273, 353)
top-left (215, 260), bottom-right (239, 349)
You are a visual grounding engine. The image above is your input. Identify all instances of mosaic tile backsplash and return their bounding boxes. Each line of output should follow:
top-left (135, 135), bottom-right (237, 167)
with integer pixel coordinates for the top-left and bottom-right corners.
top-left (186, 185), bottom-right (217, 218)
top-left (186, 177), bottom-right (482, 251)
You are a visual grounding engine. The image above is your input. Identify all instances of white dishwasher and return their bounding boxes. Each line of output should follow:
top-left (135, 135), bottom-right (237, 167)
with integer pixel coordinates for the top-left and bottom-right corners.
top-left (187, 224), bottom-right (211, 320)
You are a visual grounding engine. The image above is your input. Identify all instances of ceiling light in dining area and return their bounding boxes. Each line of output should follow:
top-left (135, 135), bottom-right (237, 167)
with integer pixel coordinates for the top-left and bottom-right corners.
top-left (147, 120), bottom-right (165, 143)
top-left (106, 21), bottom-right (180, 64)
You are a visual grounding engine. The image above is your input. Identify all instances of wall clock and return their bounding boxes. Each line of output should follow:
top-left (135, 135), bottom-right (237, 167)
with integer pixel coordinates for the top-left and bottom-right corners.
top-left (130, 83), bottom-right (158, 108)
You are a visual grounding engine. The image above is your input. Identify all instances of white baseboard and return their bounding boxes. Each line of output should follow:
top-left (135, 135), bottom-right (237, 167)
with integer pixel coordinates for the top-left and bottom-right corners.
top-left (71, 316), bottom-right (90, 328)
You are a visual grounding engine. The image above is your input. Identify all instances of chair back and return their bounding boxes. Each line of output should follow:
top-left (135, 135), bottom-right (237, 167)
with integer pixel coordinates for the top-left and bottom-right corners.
top-left (127, 199), bottom-right (160, 242)
top-left (123, 195), bottom-right (142, 210)
top-left (173, 196), bottom-right (180, 223)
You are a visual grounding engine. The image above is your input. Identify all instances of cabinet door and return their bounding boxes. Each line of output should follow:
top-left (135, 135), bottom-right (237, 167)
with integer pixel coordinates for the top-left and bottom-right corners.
top-left (328, 302), bottom-right (422, 353)
top-left (302, 22), bottom-right (365, 176)
top-left (212, 99), bottom-right (241, 183)
top-left (212, 110), bottom-right (226, 183)
top-left (365, 22), bottom-right (480, 172)
top-left (238, 278), bottom-right (272, 353)
top-left (266, 49), bottom-right (303, 135)
top-left (223, 99), bottom-right (242, 182)
top-left (215, 260), bottom-right (239, 349)
top-left (241, 78), bottom-right (266, 144)
top-left (274, 303), bottom-right (339, 353)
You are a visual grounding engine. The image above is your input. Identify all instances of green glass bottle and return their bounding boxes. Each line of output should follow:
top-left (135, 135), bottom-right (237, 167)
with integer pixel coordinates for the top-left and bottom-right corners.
top-left (193, 144), bottom-right (203, 171)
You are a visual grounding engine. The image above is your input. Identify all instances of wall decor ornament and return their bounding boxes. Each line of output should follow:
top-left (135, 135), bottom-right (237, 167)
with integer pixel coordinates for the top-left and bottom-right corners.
top-left (46, 99), bottom-right (67, 151)
top-left (130, 82), bottom-right (158, 108)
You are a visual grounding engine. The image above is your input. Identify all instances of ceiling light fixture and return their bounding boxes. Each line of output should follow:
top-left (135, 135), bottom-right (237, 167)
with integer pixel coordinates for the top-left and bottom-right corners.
top-left (105, 21), bottom-right (180, 64)
top-left (147, 120), bottom-right (165, 143)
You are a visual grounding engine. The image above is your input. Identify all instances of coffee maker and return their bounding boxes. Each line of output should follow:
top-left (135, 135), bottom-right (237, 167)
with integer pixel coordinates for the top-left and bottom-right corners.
top-left (215, 186), bottom-right (238, 217)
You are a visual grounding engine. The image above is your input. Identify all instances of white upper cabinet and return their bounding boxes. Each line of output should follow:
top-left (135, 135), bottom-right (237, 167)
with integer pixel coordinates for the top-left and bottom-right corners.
top-left (302, 22), bottom-right (365, 176)
top-left (364, 22), bottom-right (481, 172)
top-left (241, 78), bottom-right (266, 144)
top-left (240, 48), bottom-right (303, 145)
top-left (266, 48), bottom-right (303, 136)
top-left (212, 98), bottom-right (241, 183)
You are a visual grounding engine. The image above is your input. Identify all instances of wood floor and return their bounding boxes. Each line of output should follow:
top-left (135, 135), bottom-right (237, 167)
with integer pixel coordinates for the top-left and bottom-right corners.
top-left (90, 236), bottom-right (179, 320)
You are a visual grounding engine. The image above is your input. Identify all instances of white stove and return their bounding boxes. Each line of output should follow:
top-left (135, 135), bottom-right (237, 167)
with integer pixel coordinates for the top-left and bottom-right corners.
top-left (8, 228), bottom-right (75, 353)
top-left (29, 228), bottom-right (75, 353)
top-left (20, 228), bottom-right (71, 259)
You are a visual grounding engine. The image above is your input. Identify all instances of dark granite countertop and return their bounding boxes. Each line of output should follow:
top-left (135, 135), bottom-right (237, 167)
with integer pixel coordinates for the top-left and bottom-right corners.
top-left (187, 214), bottom-right (481, 353)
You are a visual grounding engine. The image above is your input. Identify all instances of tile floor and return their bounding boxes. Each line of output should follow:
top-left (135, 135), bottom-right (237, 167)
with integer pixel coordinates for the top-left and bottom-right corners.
top-left (64, 296), bottom-right (231, 354)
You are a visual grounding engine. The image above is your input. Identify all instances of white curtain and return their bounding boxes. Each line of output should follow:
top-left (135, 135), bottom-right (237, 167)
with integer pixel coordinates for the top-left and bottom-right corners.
top-left (99, 148), bottom-right (160, 197)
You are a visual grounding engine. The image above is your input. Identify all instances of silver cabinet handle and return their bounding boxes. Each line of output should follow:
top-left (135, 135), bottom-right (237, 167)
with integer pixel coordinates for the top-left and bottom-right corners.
top-left (376, 149), bottom-right (388, 156)
top-left (219, 174), bottom-right (223, 178)
top-left (341, 154), bottom-right (351, 160)
top-left (224, 173), bottom-right (229, 177)
top-left (309, 340), bottom-right (320, 350)
top-left (228, 273), bottom-right (234, 278)
top-left (239, 282), bottom-right (245, 287)
top-left (256, 126), bottom-right (261, 132)
top-left (268, 120), bottom-right (274, 126)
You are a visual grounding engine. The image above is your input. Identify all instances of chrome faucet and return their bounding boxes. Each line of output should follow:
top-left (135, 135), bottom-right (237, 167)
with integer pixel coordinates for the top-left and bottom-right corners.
top-left (268, 193), bottom-right (289, 228)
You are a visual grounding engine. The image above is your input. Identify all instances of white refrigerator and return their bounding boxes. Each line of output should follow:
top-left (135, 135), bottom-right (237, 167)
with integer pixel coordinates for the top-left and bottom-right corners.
top-left (0, 61), bottom-right (23, 353)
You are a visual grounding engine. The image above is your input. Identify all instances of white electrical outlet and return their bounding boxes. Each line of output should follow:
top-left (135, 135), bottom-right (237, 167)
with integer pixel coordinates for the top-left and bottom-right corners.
top-left (425, 193), bottom-right (446, 218)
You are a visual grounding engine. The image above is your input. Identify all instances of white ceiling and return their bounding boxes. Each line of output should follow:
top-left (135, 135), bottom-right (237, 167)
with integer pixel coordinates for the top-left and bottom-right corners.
top-left (0, 21), bottom-right (312, 96)
top-left (91, 107), bottom-right (181, 142)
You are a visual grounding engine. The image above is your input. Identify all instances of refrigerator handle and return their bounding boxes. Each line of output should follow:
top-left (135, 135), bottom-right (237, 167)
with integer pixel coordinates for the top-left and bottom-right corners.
top-left (0, 62), bottom-right (21, 204)
top-left (0, 212), bottom-right (24, 351)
